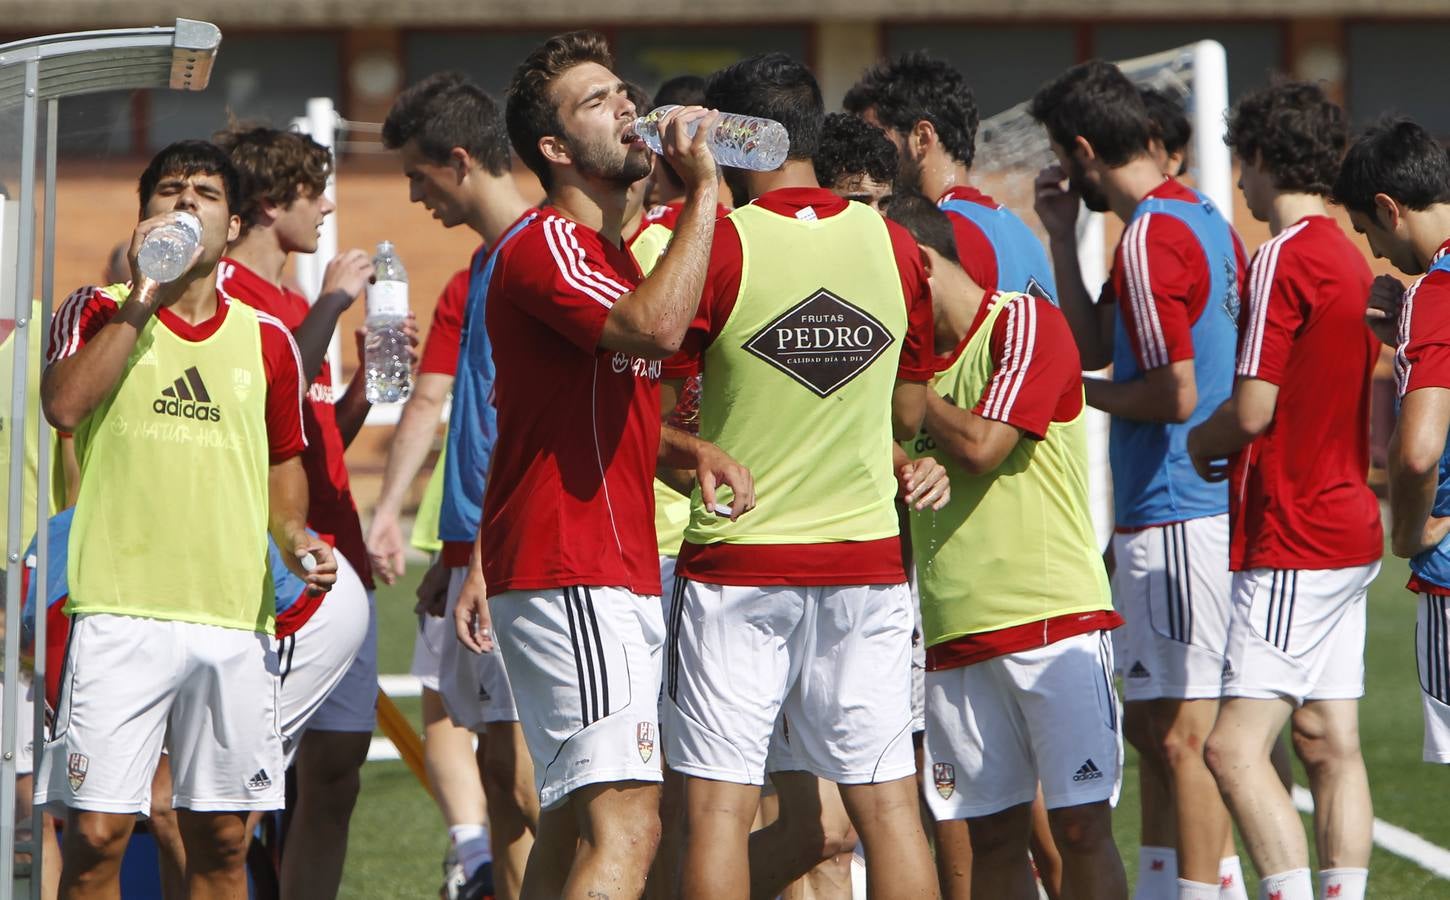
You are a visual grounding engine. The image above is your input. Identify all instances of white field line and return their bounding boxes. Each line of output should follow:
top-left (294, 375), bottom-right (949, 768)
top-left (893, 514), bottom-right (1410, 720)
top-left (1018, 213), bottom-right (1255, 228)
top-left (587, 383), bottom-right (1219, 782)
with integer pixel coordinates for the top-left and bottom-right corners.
top-left (1292, 785), bottom-right (1450, 880)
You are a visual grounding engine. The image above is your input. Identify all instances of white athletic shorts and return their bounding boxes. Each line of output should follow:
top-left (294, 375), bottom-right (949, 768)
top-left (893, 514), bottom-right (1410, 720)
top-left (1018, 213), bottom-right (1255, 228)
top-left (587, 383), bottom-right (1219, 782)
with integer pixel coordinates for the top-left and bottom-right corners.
top-left (1222, 563), bottom-right (1378, 705)
top-left (439, 567), bottom-right (518, 731)
top-left (36, 613), bottom-right (284, 815)
top-left (409, 605), bottom-right (450, 694)
top-left (1416, 593), bottom-right (1450, 763)
top-left (0, 673), bottom-right (36, 777)
top-left (276, 551), bottom-right (373, 762)
top-left (665, 580), bottom-right (916, 787)
top-left (1112, 514), bottom-right (1232, 701)
top-left (489, 586), bottom-right (664, 810)
top-left (923, 631), bottom-right (1122, 820)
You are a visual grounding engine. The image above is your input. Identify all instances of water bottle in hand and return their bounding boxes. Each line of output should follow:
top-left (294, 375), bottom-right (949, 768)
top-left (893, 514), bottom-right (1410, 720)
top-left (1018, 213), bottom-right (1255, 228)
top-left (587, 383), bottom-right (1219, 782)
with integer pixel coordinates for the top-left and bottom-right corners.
top-left (365, 241), bottom-right (412, 404)
top-left (629, 104), bottom-right (789, 172)
top-left (136, 212), bottom-right (202, 283)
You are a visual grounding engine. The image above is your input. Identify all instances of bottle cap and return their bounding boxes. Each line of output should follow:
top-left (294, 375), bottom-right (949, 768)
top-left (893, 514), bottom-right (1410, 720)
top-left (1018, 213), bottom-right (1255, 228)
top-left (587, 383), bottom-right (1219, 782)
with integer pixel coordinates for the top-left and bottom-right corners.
top-left (299, 552), bottom-right (318, 573)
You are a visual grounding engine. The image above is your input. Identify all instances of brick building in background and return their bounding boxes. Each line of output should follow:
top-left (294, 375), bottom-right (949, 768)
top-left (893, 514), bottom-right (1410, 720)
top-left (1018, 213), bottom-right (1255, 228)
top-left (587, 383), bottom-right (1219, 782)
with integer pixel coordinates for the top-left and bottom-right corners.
top-left (3, 0), bottom-right (1435, 507)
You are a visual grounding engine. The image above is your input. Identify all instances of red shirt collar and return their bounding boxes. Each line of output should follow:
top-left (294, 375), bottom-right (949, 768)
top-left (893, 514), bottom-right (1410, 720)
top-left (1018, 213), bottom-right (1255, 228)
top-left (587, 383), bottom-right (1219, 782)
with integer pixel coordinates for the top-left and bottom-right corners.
top-left (155, 289), bottom-right (231, 342)
top-left (749, 187), bottom-right (849, 220)
top-left (1433, 239), bottom-right (1450, 266)
top-left (937, 184), bottom-right (999, 209)
top-left (1145, 177), bottom-right (1198, 203)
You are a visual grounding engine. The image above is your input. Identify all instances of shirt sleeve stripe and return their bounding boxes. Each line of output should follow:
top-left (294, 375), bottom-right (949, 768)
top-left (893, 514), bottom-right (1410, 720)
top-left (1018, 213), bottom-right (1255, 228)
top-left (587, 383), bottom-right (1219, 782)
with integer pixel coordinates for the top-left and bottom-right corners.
top-left (542, 218), bottom-right (623, 309)
top-left (1397, 276), bottom-right (1425, 397)
top-left (49, 286), bottom-right (103, 364)
top-left (563, 220), bottom-right (632, 295)
top-left (1238, 222), bottom-right (1305, 378)
top-left (1122, 214), bottom-right (1170, 370)
top-left (255, 308), bottom-right (309, 451)
top-left (980, 295), bottom-right (1015, 417)
top-left (986, 295), bottom-right (1038, 421)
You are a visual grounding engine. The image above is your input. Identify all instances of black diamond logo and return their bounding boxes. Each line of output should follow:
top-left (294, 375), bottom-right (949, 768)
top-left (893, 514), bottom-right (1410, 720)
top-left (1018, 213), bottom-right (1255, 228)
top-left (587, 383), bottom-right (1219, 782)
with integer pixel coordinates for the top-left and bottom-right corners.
top-left (742, 289), bottom-right (895, 398)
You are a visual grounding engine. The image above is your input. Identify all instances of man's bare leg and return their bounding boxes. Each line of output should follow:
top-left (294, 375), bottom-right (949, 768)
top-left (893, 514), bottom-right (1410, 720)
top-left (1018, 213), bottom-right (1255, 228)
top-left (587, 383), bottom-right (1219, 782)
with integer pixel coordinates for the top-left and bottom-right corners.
top-left (280, 729), bottom-right (371, 899)
top-left (963, 805), bottom-right (1036, 900)
top-left (1291, 700), bottom-right (1371, 871)
top-left (1045, 801), bottom-right (1127, 900)
top-left (935, 819), bottom-right (972, 900)
top-left (1205, 697), bottom-right (1305, 876)
top-left (748, 772), bottom-right (855, 900)
top-left (148, 756), bottom-right (187, 900)
top-left (482, 721), bottom-right (539, 899)
top-left (1028, 787), bottom-right (1064, 900)
top-left (644, 766), bottom-right (686, 899)
top-left (59, 811), bottom-right (135, 900)
top-left (1124, 700), bottom-right (1179, 896)
top-left (422, 688), bottom-right (488, 827)
top-left (546, 781), bottom-right (661, 900)
top-left (682, 777), bottom-right (760, 900)
top-left (1149, 697), bottom-right (1231, 886)
top-left (175, 809), bottom-right (250, 900)
top-left (838, 775), bottom-right (939, 899)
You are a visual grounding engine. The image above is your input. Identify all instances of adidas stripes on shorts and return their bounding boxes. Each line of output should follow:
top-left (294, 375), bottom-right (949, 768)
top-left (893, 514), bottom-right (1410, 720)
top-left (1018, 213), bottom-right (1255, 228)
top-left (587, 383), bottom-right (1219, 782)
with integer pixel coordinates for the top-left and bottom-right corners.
top-left (922, 630), bottom-right (1122, 820)
top-left (489, 585), bottom-right (665, 810)
top-left (1417, 593), bottom-right (1450, 763)
top-left (1112, 514), bottom-right (1232, 702)
top-left (1221, 563), bottom-right (1378, 705)
top-left (36, 613), bottom-right (285, 815)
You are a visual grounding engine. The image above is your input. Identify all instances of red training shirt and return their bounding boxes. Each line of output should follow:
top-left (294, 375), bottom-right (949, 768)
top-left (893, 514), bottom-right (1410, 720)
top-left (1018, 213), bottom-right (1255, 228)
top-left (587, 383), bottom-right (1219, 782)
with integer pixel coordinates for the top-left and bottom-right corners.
top-left (218, 258), bottom-right (376, 602)
top-left (418, 263), bottom-right (474, 377)
top-left (1228, 216), bottom-right (1382, 571)
top-left (937, 185), bottom-right (1004, 295)
top-left (481, 208), bottom-right (662, 597)
top-left (1103, 179), bottom-right (1249, 373)
top-left (1398, 241), bottom-right (1450, 596)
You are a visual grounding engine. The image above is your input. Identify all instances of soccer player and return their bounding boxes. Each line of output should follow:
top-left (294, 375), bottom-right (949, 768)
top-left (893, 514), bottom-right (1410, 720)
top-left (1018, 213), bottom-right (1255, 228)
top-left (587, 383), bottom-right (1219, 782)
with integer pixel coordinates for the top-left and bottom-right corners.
top-left (378, 71), bottom-right (539, 900)
top-left (661, 52), bottom-right (941, 900)
top-left (1189, 82), bottom-right (1381, 900)
top-left (888, 187), bottom-right (1127, 900)
top-left (815, 112), bottom-right (896, 212)
top-left (36, 140), bottom-right (334, 900)
top-left (845, 51), bottom-right (1055, 300)
top-left (213, 124), bottom-right (381, 900)
top-left (1030, 61), bottom-right (1246, 900)
top-left (1140, 87), bottom-right (1191, 178)
top-left (1332, 115), bottom-right (1450, 898)
top-left (451, 31), bottom-right (748, 899)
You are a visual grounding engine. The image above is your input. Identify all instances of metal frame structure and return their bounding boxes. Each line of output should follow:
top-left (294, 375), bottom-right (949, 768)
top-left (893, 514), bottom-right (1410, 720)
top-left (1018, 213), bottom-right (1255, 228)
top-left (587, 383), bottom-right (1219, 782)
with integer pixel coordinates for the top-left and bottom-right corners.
top-left (0, 20), bottom-right (221, 897)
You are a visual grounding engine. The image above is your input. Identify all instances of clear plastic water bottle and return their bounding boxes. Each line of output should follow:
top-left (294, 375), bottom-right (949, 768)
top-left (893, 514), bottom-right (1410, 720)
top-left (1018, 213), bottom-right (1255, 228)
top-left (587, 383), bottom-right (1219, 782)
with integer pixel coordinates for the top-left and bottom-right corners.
top-left (629, 104), bottom-right (790, 172)
top-left (365, 241), bottom-right (412, 404)
top-left (136, 212), bottom-right (202, 283)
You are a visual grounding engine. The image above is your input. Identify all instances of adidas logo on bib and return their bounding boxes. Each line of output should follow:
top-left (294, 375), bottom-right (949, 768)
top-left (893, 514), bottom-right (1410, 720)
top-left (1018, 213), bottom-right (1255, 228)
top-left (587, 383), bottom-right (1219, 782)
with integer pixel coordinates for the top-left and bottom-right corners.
top-left (247, 769), bottom-right (272, 791)
top-left (1072, 759), bottom-right (1104, 782)
top-left (153, 366), bottom-right (221, 422)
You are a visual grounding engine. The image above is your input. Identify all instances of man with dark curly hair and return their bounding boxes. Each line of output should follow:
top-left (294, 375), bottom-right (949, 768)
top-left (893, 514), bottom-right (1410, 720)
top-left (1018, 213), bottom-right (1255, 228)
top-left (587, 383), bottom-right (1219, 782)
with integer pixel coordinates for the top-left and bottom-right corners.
top-left (845, 52), bottom-right (1055, 302)
top-left (814, 112), bottom-right (897, 212)
top-left (1140, 86), bottom-right (1191, 177)
top-left (1186, 81), bottom-right (1380, 900)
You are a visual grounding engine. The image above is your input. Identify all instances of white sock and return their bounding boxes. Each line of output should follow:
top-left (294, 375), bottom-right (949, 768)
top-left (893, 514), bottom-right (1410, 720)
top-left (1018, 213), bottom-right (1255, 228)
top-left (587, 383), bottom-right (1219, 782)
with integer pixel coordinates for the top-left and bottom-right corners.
top-left (1317, 868), bottom-right (1367, 900)
top-left (1220, 856), bottom-right (1249, 899)
top-left (449, 823), bottom-right (492, 878)
top-left (1259, 868), bottom-right (1313, 900)
top-left (1178, 878), bottom-right (1221, 900)
top-left (1135, 846), bottom-right (1178, 900)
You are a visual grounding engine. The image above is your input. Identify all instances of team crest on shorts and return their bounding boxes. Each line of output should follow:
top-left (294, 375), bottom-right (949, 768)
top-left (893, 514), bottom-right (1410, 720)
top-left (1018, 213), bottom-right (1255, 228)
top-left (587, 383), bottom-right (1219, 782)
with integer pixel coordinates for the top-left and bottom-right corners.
top-left (67, 753), bottom-right (88, 791)
top-left (636, 722), bottom-right (655, 764)
top-left (933, 762), bottom-right (955, 799)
